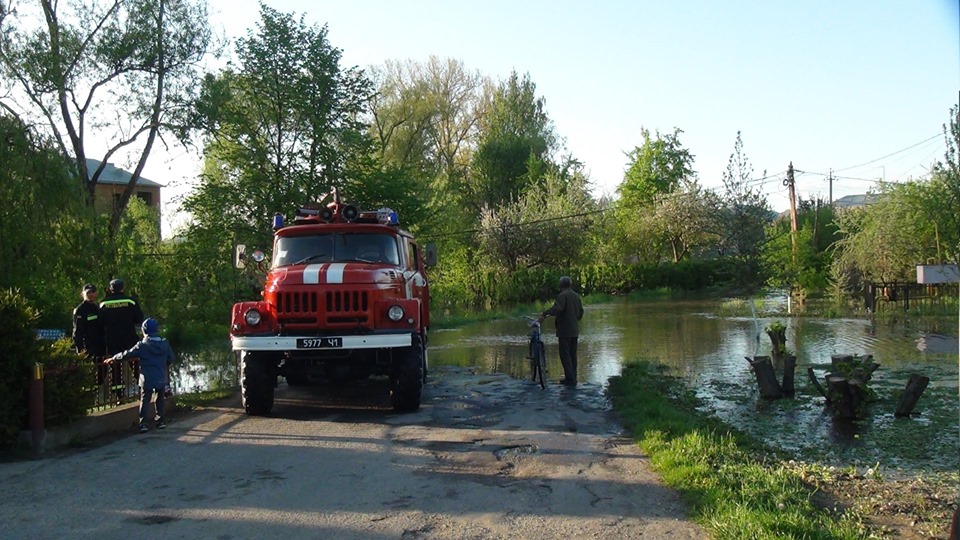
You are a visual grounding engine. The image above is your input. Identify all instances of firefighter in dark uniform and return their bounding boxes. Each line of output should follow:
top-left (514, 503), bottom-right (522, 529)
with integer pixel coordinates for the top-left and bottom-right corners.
top-left (73, 283), bottom-right (104, 356)
top-left (73, 283), bottom-right (108, 402)
top-left (99, 279), bottom-right (144, 402)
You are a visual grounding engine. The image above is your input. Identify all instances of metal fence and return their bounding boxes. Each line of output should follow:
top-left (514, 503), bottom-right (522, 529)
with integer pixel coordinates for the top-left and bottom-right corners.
top-left (864, 281), bottom-right (959, 313)
top-left (87, 359), bottom-right (141, 411)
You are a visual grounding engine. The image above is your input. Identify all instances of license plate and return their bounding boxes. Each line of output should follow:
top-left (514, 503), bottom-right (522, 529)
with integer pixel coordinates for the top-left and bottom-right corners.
top-left (297, 337), bottom-right (343, 349)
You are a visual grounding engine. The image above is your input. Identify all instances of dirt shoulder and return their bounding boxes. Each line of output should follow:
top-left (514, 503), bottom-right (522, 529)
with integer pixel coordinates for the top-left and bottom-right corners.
top-left (0, 367), bottom-right (705, 539)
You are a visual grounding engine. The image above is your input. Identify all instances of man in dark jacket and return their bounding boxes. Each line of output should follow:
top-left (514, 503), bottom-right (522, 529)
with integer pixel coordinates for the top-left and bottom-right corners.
top-left (72, 283), bottom-right (104, 358)
top-left (99, 278), bottom-right (144, 402)
top-left (99, 278), bottom-right (144, 355)
top-left (73, 283), bottom-right (107, 397)
top-left (105, 318), bottom-right (174, 433)
top-left (539, 276), bottom-right (584, 386)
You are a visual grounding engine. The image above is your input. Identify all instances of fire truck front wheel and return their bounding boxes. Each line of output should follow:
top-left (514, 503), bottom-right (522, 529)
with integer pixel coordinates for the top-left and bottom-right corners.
top-left (390, 335), bottom-right (424, 412)
top-left (241, 351), bottom-right (276, 416)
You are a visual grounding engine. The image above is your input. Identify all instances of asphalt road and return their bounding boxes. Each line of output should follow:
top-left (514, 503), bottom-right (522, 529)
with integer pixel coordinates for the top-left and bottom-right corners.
top-left (0, 368), bottom-right (706, 539)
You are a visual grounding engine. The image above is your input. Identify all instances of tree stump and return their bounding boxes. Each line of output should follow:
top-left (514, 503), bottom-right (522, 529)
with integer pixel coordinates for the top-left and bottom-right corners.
top-left (807, 367), bottom-right (830, 404)
top-left (894, 374), bottom-right (930, 417)
top-left (826, 375), bottom-right (859, 420)
top-left (767, 328), bottom-right (787, 361)
top-left (745, 356), bottom-right (783, 399)
top-left (781, 355), bottom-right (797, 396)
top-left (830, 354), bottom-right (853, 370)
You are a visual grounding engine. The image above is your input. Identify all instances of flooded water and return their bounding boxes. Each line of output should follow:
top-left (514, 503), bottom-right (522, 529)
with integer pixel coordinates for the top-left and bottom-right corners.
top-left (173, 298), bottom-right (959, 473)
top-left (430, 299), bottom-right (959, 473)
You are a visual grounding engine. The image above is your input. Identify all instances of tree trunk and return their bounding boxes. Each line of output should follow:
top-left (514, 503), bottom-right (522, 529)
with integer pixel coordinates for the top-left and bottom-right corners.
top-left (781, 355), bottom-right (796, 396)
top-left (826, 375), bottom-right (858, 420)
top-left (807, 367), bottom-right (830, 404)
top-left (767, 329), bottom-right (786, 361)
top-left (745, 356), bottom-right (783, 399)
top-left (830, 354), bottom-right (853, 370)
top-left (894, 374), bottom-right (930, 417)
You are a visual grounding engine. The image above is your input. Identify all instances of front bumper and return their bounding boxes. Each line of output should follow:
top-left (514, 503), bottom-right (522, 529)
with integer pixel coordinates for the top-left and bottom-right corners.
top-left (231, 333), bottom-right (412, 352)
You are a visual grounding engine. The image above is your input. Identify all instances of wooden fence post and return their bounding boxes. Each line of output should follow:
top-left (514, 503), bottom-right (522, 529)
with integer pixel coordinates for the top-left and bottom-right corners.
top-left (28, 362), bottom-right (44, 451)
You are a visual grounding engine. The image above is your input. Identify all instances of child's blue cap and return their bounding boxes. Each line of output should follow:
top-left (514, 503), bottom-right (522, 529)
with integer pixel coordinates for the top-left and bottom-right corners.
top-left (142, 318), bottom-right (160, 336)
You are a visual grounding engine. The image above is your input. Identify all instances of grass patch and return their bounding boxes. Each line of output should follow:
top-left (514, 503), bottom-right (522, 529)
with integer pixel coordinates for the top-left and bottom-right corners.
top-left (431, 300), bottom-right (552, 329)
top-left (609, 360), bottom-right (868, 539)
top-left (175, 388), bottom-right (235, 410)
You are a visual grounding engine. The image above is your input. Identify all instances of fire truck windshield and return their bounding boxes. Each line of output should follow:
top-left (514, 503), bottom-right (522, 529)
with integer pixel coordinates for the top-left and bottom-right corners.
top-left (273, 232), bottom-right (400, 267)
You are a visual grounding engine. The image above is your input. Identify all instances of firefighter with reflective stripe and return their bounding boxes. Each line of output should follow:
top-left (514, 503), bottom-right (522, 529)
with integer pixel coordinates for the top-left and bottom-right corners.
top-left (72, 283), bottom-right (105, 357)
top-left (99, 278), bottom-right (144, 402)
top-left (99, 278), bottom-right (144, 355)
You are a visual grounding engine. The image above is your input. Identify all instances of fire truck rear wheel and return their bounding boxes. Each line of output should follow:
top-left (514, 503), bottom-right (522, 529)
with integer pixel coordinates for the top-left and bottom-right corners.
top-left (390, 335), bottom-right (424, 412)
top-left (241, 352), bottom-right (275, 416)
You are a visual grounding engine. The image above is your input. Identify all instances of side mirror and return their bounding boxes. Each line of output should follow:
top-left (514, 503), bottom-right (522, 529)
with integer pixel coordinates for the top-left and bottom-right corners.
top-left (235, 244), bottom-right (246, 268)
top-left (424, 243), bottom-right (437, 268)
top-left (252, 250), bottom-right (266, 263)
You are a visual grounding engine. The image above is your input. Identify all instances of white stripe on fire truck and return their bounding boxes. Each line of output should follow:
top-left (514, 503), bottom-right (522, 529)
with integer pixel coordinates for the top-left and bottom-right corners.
top-left (303, 264), bottom-right (324, 284)
top-left (326, 263), bottom-right (346, 284)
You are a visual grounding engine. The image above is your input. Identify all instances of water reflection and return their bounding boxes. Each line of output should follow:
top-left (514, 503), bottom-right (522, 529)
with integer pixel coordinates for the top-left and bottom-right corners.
top-left (430, 299), bottom-right (959, 472)
top-left (171, 347), bottom-right (236, 394)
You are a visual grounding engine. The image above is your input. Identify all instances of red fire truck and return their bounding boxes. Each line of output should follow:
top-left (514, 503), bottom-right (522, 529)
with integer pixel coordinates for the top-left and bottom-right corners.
top-left (230, 189), bottom-right (434, 415)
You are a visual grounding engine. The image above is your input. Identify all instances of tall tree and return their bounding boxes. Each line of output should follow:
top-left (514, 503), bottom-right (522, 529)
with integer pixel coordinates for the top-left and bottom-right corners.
top-left (464, 71), bottom-right (555, 214)
top-left (0, 0), bottom-right (215, 236)
top-left (928, 104), bottom-right (960, 261)
top-left (188, 4), bottom-right (377, 248)
top-left (653, 184), bottom-right (721, 262)
top-left (717, 132), bottom-right (770, 277)
top-left (834, 183), bottom-right (935, 282)
top-left (0, 113), bottom-right (97, 322)
top-left (368, 56), bottom-right (487, 225)
top-left (618, 127), bottom-right (694, 208)
top-left (476, 161), bottom-right (594, 271)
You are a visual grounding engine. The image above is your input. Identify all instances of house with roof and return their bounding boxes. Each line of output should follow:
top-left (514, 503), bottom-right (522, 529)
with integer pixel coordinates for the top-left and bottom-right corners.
top-left (833, 193), bottom-right (880, 209)
top-left (87, 158), bottom-right (163, 226)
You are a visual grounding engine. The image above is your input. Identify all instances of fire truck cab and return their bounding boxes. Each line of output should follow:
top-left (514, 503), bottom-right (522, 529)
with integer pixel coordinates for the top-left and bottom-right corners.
top-left (230, 190), bottom-right (431, 415)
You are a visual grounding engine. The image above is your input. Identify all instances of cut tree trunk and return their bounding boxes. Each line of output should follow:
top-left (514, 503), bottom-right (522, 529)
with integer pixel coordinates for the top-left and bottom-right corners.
top-left (894, 374), bottom-right (930, 417)
top-left (781, 355), bottom-right (797, 396)
top-left (807, 367), bottom-right (830, 404)
top-left (745, 356), bottom-right (783, 399)
top-left (831, 354), bottom-right (853, 370)
top-left (826, 375), bottom-right (859, 420)
top-left (767, 329), bottom-right (787, 361)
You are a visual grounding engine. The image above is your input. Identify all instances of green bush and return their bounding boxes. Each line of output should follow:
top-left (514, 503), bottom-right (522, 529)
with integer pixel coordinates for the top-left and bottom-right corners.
top-left (432, 258), bottom-right (745, 312)
top-left (40, 339), bottom-right (95, 426)
top-left (0, 289), bottom-right (41, 448)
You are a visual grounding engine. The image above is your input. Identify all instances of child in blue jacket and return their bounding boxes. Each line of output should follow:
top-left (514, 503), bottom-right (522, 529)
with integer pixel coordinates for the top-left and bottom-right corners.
top-left (104, 318), bottom-right (174, 433)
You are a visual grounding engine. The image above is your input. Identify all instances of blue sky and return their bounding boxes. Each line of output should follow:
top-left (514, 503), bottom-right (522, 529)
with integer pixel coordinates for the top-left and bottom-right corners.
top-left (154, 0), bottom-right (960, 232)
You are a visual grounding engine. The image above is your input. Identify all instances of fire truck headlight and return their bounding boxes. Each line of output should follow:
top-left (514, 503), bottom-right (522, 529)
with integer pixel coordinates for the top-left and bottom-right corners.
top-left (244, 309), bottom-right (262, 326)
top-left (387, 305), bottom-right (404, 322)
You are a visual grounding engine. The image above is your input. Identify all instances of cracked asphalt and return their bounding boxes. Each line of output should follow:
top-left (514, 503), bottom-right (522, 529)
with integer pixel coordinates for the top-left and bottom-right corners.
top-left (0, 367), bottom-right (705, 539)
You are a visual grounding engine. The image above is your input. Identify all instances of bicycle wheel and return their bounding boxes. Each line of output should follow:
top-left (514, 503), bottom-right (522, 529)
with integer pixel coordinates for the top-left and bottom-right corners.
top-left (536, 342), bottom-right (546, 390)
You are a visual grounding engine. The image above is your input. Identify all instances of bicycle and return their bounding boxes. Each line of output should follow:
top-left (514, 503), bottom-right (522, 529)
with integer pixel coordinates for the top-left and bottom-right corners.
top-left (523, 316), bottom-right (547, 389)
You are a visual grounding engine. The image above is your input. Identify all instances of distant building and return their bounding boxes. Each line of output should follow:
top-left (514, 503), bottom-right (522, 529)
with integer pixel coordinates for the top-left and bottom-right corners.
top-left (833, 193), bottom-right (879, 209)
top-left (87, 159), bottom-right (163, 227)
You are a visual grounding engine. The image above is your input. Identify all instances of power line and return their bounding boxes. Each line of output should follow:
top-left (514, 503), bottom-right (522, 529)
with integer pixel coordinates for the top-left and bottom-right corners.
top-left (833, 133), bottom-right (943, 173)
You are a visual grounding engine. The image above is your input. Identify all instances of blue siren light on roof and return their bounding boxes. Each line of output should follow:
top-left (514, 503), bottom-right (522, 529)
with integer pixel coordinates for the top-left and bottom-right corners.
top-left (377, 207), bottom-right (399, 225)
top-left (272, 213), bottom-right (284, 229)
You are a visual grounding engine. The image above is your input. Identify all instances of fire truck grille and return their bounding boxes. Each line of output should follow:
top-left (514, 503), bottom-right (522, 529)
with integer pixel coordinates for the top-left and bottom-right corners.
top-left (326, 290), bottom-right (369, 313)
top-left (276, 291), bottom-right (319, 314)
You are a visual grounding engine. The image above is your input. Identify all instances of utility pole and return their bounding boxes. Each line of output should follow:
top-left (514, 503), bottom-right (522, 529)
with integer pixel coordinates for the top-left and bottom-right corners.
top-left (784, 162), bottom-right (798, 264)
top-left (828, 168), bottom-right (833, 207)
